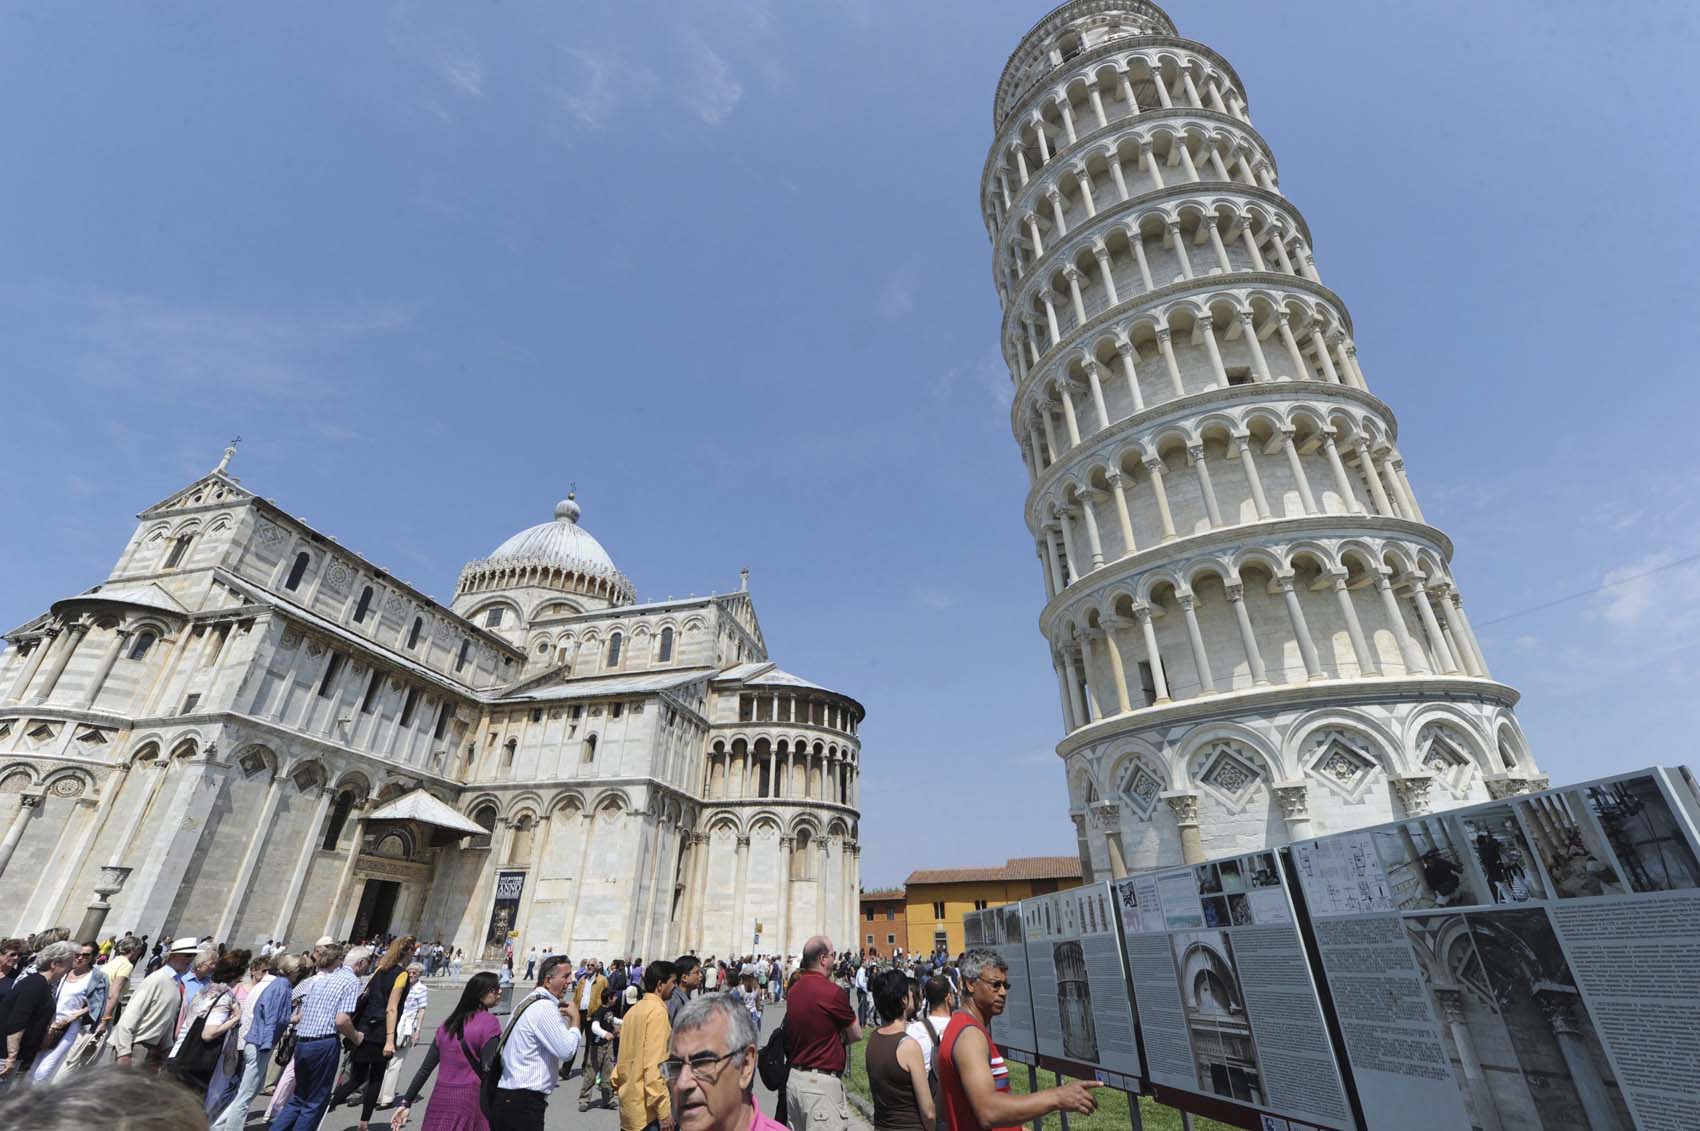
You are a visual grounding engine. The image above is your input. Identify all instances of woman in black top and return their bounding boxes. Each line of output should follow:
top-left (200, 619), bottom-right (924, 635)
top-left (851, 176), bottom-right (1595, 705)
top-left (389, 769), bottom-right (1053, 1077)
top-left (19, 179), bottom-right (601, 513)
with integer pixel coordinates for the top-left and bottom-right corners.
top-left (332, 936), bottom-right (417, 1130)
top-left (864, 970), bottom-right (935, 1131)
top-left (0, 941), bottom-right (78, 1083)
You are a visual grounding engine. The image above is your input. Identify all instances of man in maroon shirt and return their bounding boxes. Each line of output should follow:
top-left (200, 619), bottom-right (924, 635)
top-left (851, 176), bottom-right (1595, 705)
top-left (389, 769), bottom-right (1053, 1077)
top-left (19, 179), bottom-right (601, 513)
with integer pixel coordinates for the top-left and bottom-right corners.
top-left (782, 936), bottom-right (861, 1131)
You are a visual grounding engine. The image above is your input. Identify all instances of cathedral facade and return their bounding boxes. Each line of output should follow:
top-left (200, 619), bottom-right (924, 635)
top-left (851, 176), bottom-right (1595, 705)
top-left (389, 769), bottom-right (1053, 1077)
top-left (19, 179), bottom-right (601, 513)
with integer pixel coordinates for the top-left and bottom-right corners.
top-left (0, 456), bottom-right (862, 961)
top-left (982, 2), bottom-right (1546, 874)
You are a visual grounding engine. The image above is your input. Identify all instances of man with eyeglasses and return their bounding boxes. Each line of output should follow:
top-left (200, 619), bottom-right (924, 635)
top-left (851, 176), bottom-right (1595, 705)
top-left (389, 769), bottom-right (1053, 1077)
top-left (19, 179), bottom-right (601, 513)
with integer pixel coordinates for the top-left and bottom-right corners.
top-left (783, 936), bottom-right (860, 1131)
top-left (490, 954), bottom-right (582, 1131)
top-left (937, 949), bottom-right (1100, 1131)
top-left (667, 992), bottom-right (785, 1131)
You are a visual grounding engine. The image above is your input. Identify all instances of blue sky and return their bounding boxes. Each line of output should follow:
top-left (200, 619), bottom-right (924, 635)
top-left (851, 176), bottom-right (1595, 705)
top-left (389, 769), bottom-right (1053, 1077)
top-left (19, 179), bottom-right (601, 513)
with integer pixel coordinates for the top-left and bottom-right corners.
top-left (2, 2), bottom-right (1698, 888)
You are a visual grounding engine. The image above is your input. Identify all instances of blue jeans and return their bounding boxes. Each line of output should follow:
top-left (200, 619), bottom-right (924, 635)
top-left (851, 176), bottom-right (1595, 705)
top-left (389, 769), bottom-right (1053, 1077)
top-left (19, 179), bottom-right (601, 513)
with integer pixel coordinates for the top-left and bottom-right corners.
top-left (269, 1036), bottom-right (340, 1131)
top-left (211, 1046), bottom-right (269, 1131)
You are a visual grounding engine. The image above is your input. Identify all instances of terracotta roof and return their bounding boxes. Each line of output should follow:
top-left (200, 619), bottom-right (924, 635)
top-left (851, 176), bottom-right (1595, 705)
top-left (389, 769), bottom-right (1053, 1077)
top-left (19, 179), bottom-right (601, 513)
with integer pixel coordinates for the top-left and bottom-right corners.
top-left (904, 856), bottom-right (1082, 886)
top-left (860, 888), bottom-right (906, 901)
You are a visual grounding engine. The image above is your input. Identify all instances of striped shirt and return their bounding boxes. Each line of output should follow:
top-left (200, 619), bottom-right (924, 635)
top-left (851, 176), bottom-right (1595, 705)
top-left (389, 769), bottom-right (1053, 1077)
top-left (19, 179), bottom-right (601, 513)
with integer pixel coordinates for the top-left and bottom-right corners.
top-left (296, 965), bottom-right (361, 1039)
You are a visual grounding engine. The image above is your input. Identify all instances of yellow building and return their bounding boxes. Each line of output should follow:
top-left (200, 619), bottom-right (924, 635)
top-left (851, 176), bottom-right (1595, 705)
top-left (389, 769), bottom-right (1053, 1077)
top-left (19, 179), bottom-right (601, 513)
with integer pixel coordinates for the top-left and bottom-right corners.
top-left (904, 856), bottom-right (1083, 956)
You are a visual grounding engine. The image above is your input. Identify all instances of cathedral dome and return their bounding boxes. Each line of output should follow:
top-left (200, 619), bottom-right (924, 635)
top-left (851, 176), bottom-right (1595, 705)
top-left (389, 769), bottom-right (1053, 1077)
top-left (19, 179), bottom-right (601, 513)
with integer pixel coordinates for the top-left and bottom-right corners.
top-left (455, 493), bottom-right (636, 610)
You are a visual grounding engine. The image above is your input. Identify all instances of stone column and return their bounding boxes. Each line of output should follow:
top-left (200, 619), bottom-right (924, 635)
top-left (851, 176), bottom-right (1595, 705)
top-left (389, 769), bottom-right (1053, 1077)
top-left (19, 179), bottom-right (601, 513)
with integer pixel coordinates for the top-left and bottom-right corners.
top-left (1310, 327), bottom-right (1343, 383)
top-left (774, 834), bottom-right (793, 960)
top-left (1447, 591), bottom-right (1491, 678)
top-left (1354, 440), bottom-right (1396, 515)
top-left (1155, 328), bottom-right (1185, 397)
top-left (1084, 362), bottom-right (1111, 430)
top-left (684, 831), bottom-right (711, 950)
top-left (1091, 246), bottom-right (1118, 306)
top-left (1188, 445), bottom-right (1224, 527)
top-left (1278, 429), bottom-right (1319, 514)
top-left (1320, 434), bottom-right (1364, 514)
top-left (1410, 580), bottom-right (1460, 674)
top-left (1060, 650), bottom-right (1088, 728)
top-left (1054, 659), bottom-right (1078, 730)
top-left (79, 627), bottom-right (132, 710)
top-left (1164, 793), bottom-right (1203, 863)
top-left (1056, 380), bottom-right (1082, 446)
top-left (324, 805), bottom-right (372, 938)
top-left (1042, 533), bottom-right (1067, 594)
top-left (31, 620), bottom-right (89, 703)
top-left (271, 785), bottom-right (334, 943)
top-left (36, 764), bottom-right (129, 927)
top-left (1115, 339), bottom-right (1146, 410)
top-left (1224, 582), bottom-right (1269, 685)
top-left (1057, 508), bottom-right (1081, 581)
top-left (1390, 776), bottom-right (1434, 818)
top-left (1436, 588), bottom-right (1486, 677)
top-left (1392, 459), bottom-right (1427, 522)
top-left (1377, 574), bottom-right (1429, 674)
top-left (1277, 575), bottom-right (1324, 679)
top-left (5, 630), bottom-right (56, 702)
top-left (1197, 316), bottom-right (1229, 386)
top-left (0, 793), bottom-right (43, 878)
top-left (1093, 626), bottom-right (1132, 714)
top-left (1046, 188), bottom-right (1068, 237)
top-left (1144, 459), bottom-right (1179, 540)
top-left (1167, 220), bottom-right (1193, 278)
top-left (1062, 266), bottom-right (1086, 322)
top-left (1129, 229), bottom-right (1156, 292)
top-left (1078, 501), bottom-right (1106, 568)
top-left (1142, 142), bottom-right (1165, 190)
top-left (216, 770), bottom-right (284, 940)
top-left (1330, 573), bottom-right (1379, 676)
top-left (1275, 312), bottom-right (1308, 379)
top-left (1238, 223), bottom-right (1267, 271)
top-left (1238, 310), bottom-right (1273, 380)
top-left (1178, 593), bottom-right (1216, 694)
top-left (1134, 607), bottom-right (1171, 703)
top-left (1233, 435), bottom-right (1272, 519)
top-left (1107, 473), bottom-right (1137, 554)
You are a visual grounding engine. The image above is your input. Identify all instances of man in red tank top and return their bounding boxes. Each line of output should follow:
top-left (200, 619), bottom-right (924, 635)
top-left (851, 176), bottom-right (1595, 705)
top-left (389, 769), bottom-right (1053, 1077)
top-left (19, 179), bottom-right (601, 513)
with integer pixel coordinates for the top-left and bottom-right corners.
top-left (936, 950), bottom-right (1101, 1131)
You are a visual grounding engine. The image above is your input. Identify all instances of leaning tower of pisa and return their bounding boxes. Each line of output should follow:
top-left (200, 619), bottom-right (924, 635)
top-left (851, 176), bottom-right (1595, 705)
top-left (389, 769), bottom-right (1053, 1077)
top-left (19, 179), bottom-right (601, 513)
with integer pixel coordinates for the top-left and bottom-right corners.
top-left (984, 1), bottom-right (1545, 875)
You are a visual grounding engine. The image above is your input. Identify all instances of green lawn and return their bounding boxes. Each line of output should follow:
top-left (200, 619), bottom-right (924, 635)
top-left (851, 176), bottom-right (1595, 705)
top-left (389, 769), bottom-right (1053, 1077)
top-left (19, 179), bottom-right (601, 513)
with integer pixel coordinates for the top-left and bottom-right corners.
top-left (842, 1034), bottom-right (1231, 1131)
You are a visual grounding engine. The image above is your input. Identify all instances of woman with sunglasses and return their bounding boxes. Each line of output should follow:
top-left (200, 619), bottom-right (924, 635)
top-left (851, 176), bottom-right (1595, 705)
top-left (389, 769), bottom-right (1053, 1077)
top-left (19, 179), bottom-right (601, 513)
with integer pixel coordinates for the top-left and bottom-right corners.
top-left (392, 971), bottom-right (502, 1131)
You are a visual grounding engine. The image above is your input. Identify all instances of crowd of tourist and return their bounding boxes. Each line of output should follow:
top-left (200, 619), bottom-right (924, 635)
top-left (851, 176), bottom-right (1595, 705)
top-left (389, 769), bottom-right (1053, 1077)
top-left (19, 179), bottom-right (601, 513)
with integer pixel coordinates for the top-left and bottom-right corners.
top-left (0, 924), bottom-right (1103, 1131)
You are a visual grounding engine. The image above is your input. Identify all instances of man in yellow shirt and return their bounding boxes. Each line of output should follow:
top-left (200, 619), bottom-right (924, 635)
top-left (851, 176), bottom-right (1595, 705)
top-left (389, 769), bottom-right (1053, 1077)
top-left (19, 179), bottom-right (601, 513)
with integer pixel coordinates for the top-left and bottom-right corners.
top-left (611, 959), bottom-right (678, 1131)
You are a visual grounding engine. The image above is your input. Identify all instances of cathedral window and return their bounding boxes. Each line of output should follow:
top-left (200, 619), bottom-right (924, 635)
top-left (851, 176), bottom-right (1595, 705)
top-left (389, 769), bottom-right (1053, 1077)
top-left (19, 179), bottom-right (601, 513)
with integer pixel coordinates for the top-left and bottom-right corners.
top-left (317, 652), bottom-right (344, 698)
top-left (399, 687), bottom-right (420, 727)
top-left (353, 586), bottom-right (374, 623)
top-left (658, 627), bottom-right (674, 662)
top-left (407, 617), bottom-right (423, 650)
top-left (284, 552), bottom-right (310, 591)
top-left (163, 535), bottom-right (193, 569)
top-left (582, 734), bottom-right (597, 763)
top-left (739, 695), bottom-right (754, 722)
top-left (182, 693), bottom-right (200, 713)
top-left (456, 641), bottom-right (470, 672)
top-left (607, 632), bottom-right (622, 667)
top-left (321, 790), bottom-right (355, 850)
top-left (485, 607), bottom-right (504, 628)
top-left (503, 738), bottom-right (517, 766)
top-left (126, 631), bottom-right (157, 661)
top-left (433, 702), bottom-right (452, 740)
top-left (360, 671), bottom-right (383, 714)
top-left (469, 804), bottom-right (497, 849)
top-left (571, 705), bottom-right (583, 720)
top-left (611, 702), bottom-right (623, 719)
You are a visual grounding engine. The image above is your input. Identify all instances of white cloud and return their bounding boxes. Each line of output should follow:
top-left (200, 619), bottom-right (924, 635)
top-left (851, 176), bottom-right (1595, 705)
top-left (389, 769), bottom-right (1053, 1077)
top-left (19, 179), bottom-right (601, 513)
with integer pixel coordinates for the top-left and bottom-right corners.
top-left (11, 284), bottom-right (409, 402)
top-left (387, 5), bottom-right (486, 102)
top-left (1596, 549), bottom-right (1700, 635)
top-left (555, 48), bottom-right (658, 130)
top-left (679, 36), bottom-right (742, 125)
top-left (910, 586), bottom-right (957, 611)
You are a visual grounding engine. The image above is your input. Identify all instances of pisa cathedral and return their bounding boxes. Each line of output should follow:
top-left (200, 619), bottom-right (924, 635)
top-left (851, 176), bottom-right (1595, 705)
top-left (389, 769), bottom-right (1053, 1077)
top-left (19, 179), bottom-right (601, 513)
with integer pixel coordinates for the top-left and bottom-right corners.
top-left (985, 2), bottom-right (1547, 874)
top-left (0, 454), bottom-right (863, 960)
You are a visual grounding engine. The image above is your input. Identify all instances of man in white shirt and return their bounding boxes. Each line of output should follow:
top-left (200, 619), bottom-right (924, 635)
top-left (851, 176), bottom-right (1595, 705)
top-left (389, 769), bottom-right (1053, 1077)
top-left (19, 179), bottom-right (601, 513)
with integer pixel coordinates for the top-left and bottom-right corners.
top-left (493, 954), bottom-right (583, 1131)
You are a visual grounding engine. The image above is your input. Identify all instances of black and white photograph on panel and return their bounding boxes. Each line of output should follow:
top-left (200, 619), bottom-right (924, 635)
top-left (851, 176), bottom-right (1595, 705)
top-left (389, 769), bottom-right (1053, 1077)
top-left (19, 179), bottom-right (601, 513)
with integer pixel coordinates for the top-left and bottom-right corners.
top-left (1001, 903), bottom-right (1024, 945)
top-left (1369, 815), bottom-right (1483, 911)
top-left (1582, 775), bottom-right (1700, 893)
top-left (1171, 929), bottom-right (1264, 1107)
top-left (1404, 909), bottom-right (1632, 1131)
top-left (1052, 939), bottom-right (1099, 1063)
top-left (963, 910), bottom-right (986, 948)
top-left (1518, 790), bottom-right (1625, 898)
top-left (1458, 804), bottom-right (1550, 904)
top-left (1246, 851), bottom-right (1281, 889)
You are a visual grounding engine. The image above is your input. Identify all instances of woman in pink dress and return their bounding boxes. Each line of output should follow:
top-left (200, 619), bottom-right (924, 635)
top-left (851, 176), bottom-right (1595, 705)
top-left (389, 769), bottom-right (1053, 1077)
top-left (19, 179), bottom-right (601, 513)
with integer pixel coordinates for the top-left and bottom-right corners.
top-left (391, 971), bottom-right (502, 1131)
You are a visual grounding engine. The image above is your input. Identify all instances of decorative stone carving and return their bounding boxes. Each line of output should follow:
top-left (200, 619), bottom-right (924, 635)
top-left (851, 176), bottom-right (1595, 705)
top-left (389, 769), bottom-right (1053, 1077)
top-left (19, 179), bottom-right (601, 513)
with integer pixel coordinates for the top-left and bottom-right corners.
top-left (253, 520), bottom-right (286, 547)
top-left (48, 776), bottom-right (85, 798)
top-left (1163, 792), bottom-right (1200, 826)
top-left (279, 629), bottom-right (302, 650)
top-left (384, 592), bottom-right (408, 615)
top-left (322, 559), bottom-right (354, 595)
top-left (305, 638), bottom-right (325, 658)
top-left (1087, 800), bottom-right (1121, 830)
top-left (1272, 784), bottom-right (1309, 822)
top-left (1390, 775), bottom-right (1434, 815)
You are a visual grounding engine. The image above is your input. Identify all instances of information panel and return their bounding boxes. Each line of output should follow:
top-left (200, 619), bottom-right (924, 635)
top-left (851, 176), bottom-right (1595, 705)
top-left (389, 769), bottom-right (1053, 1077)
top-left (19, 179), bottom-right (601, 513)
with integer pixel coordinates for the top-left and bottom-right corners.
top-left (1116, 849), bottom-right (1353, 1131)
top-left (1016, 881), bottom-right (1143, 1085)
top-left (962, 903), bottom-right (1038, 1059)
top-left (1290, 766), bottom-right (1700, 1131)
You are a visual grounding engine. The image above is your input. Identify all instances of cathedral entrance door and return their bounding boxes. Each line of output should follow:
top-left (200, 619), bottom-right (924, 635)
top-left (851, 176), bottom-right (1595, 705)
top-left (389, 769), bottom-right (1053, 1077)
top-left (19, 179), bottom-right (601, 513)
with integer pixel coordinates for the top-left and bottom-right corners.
top-left (352, 878), bottom-right (401, 941)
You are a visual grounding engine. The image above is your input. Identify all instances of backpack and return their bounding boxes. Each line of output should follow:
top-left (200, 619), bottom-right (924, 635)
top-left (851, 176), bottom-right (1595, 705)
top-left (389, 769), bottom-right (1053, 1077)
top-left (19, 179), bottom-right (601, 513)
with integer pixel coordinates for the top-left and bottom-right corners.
top-left (481, 991), bottom-right (546, 1119)
top-left (918, 1013), bottom-right (944, 1116)
top-left (756, 1021), bottom-right (789, 1093)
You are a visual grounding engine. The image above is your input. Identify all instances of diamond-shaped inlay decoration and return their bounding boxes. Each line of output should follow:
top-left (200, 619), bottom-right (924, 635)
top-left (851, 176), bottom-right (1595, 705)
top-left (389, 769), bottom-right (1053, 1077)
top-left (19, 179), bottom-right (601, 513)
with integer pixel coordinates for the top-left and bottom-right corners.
top-left (1117, 763), bottom-right (1162, 817)
top-left (1195, 742), bottom-right (1264, 809)
top-left (1303, 729), bottom-right (1382, 801)
top-left (1418, 723), bottom-right (1474, 793)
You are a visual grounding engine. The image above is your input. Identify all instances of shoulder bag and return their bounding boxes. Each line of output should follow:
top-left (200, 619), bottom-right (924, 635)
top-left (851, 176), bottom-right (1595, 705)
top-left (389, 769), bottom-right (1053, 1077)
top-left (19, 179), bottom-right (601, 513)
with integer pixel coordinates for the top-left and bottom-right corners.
top-left (480, 991), bottom-right (547, 1119)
